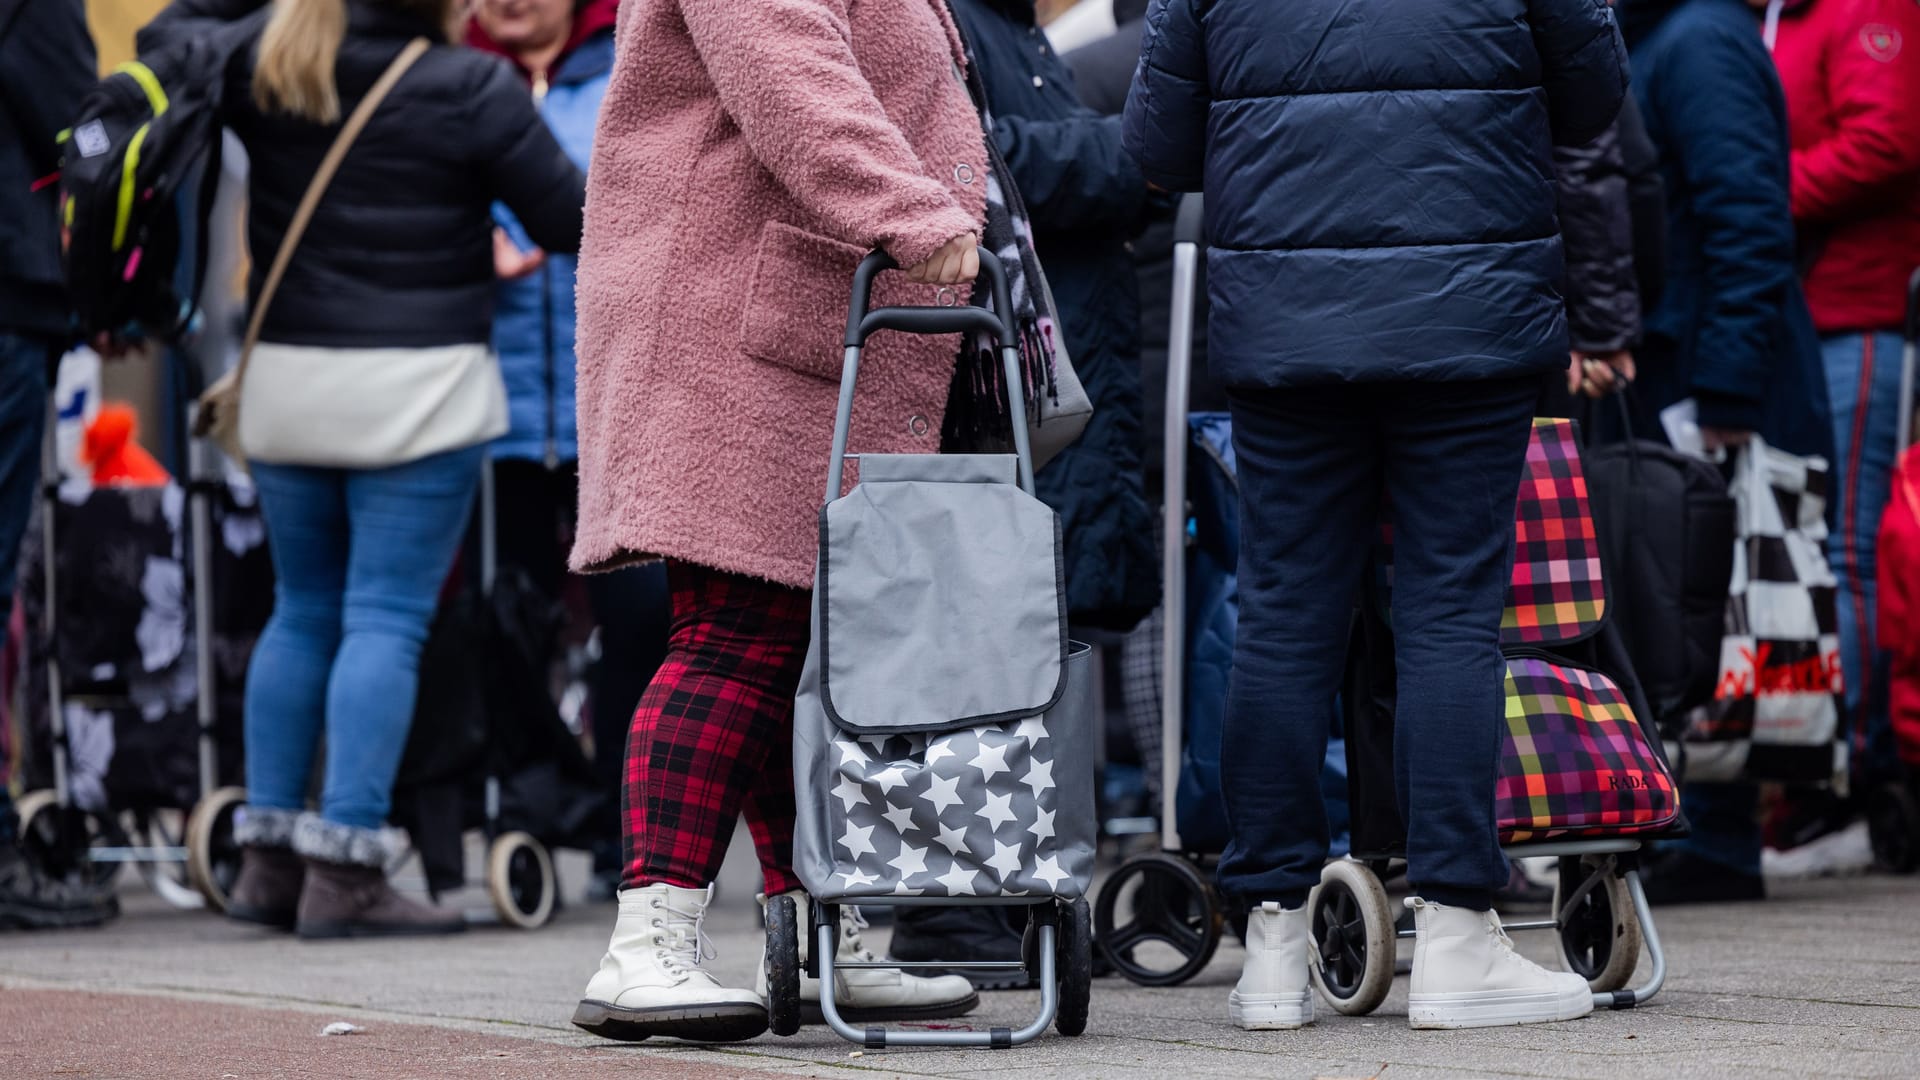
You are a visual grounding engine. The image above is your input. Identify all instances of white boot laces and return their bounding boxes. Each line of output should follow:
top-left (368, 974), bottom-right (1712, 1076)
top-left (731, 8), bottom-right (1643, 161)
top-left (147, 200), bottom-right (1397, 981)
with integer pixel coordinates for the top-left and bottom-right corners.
top-left (841, 905), bottom-right (877, 963)
top-left (1482, 911), bottom-right (1528, 968)
top-left (650, 885), bottom-right (718, 978)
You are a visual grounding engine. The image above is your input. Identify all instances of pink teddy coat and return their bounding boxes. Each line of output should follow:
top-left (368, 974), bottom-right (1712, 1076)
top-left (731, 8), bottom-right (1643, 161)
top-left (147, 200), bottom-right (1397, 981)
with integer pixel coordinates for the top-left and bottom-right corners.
top-left (570, 0), bottom-right (990, 587)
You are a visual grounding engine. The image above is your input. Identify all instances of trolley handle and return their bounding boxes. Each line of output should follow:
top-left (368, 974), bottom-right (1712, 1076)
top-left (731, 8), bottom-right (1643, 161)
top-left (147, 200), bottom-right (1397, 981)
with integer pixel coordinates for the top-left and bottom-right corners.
top-left (1907, 266), bottom-right (1919, 345)
top-left (828, 248), bottom-right (1033, 500)
top-left (844, 249), bottom-right (1017, 349)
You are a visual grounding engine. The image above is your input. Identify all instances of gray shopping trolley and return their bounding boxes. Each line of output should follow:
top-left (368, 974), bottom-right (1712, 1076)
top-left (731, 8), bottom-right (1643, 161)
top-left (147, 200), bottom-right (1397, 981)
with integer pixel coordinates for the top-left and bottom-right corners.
top-left (769, 249), bottom-right (1097, 1049)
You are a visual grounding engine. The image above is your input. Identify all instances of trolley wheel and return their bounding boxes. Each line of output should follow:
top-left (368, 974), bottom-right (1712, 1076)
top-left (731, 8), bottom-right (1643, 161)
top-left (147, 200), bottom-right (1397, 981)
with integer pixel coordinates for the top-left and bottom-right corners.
top-left (1867, 782), bottom-right (1920, 874)
top-left (186, 787), bottom-right (248, 912)
top-left (14, 789), bottom-right (124, 889)
top-left (764, 894), bottom-right (803, 1036)
top-left (1554, 856), bottom-right (1641, 992)
top-left (1055, 897), bottom-right (1093, 1037)
top-left (1092, 852), bottom-right (1222, 987)
top-left (486, 831), bottom-right (556, 929)
top-left (1307, 860), bottom-right (1396, 1016)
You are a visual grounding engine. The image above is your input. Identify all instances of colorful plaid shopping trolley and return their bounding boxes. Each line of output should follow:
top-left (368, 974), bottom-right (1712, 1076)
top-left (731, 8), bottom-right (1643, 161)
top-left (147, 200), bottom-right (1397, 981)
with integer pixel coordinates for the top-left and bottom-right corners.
top-left (1320, 417), bottom-right (1682, 1018)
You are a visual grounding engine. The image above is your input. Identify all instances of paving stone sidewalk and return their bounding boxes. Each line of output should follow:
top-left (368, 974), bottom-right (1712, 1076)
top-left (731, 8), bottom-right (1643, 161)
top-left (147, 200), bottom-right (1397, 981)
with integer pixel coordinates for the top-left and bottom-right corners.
top-left (2, 859), bottom-right (1914, 1079)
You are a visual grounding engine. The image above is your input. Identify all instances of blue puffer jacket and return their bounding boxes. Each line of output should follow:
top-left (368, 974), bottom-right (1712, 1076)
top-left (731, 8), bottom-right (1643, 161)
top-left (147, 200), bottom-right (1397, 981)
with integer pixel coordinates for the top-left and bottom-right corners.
top-left (490, 32), bottom-right (612, 464)
top-left (1620, 0), bottom-right (1829, 458)
top-left (1123, 0), bottom-right (1627, 387)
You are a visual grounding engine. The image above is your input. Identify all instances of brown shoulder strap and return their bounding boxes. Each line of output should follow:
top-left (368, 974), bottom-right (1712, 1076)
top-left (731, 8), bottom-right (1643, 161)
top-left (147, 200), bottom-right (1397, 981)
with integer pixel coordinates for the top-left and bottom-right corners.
top-left (237, 36), bottom-right (432, 367)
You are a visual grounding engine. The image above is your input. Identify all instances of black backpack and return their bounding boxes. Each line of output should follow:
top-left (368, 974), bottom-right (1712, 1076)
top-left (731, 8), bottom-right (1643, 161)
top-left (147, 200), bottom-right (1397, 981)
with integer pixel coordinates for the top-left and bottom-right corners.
top-left (1585, 429), bottom-right (1736, 736)
top-left (57, 27), bottom-right (250, 341)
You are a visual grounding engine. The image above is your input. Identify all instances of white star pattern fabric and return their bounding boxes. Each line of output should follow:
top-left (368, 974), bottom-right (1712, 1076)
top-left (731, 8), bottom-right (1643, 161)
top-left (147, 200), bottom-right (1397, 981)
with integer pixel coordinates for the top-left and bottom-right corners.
top-left (977, 790), bottom-right (1018, 831)
top-left (809, 715), bottom-right (1088, 902)
top-left (882, 803), bottom-right (916, 833)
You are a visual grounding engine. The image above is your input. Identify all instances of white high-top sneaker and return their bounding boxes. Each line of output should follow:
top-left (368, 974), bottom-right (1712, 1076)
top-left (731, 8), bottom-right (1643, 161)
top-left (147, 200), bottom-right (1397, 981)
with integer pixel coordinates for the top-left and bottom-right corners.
top-left (1229, 901), bottom-right (1315, 1030)
top-left (1405, 898), bottom-right (1595, 1030)
top-left (573, 884), bottom-right (767, 1042)
top-left (758, 893), bottom-right (980, 1023)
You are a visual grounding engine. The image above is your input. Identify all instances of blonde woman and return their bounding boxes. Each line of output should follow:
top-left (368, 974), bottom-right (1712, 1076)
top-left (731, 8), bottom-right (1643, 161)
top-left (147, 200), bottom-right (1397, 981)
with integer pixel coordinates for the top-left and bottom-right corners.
top-left (139, 0), bottom-right (584, 937)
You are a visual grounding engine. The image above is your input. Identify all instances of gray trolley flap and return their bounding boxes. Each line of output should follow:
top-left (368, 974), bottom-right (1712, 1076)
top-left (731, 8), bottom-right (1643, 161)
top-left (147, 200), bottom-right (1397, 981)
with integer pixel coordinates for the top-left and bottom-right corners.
top-left (820, 453), bottom-right (1067, 737)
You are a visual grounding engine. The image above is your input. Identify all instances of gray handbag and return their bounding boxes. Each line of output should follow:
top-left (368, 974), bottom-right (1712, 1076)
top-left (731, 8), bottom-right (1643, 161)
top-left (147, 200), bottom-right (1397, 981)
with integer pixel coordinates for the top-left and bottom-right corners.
top-left (793, 251), bottom-right (1096, 905)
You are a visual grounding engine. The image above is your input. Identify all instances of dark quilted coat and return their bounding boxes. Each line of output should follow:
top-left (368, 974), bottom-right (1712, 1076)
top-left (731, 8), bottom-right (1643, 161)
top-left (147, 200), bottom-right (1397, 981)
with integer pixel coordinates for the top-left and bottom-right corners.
top-left (1123, 0), bottom-right (1628, 387)
top-left (139, 0), bottom-right (585, 349)
top-left (951, 0), bottom-right (1159, 631)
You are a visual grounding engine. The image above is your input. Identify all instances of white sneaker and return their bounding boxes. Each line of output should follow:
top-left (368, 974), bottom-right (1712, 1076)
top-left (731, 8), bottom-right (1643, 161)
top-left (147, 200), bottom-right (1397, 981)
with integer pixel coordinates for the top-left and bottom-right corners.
top-left (758, 892), bottom-right (980, 1023)
top-left (573, 883), bottom-right (768, 1042)
top-left (1405, 897), bottom-right (1594, 1030)
top-left (1229, 901), bottom-right (1315, 1030)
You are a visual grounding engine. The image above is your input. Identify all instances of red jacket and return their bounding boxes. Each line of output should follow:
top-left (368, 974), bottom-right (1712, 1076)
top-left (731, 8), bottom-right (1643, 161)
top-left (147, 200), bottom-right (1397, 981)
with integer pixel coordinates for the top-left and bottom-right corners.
top-left (1771, 0), bottom-right (1920, 333)
top-left (1879, 446), bottom-right (1920, 764)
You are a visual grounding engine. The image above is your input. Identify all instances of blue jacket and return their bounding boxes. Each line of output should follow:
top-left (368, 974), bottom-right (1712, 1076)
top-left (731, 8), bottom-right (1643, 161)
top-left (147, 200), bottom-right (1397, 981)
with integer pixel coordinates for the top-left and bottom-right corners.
top-left (951, 0), bottom-right (1160, 630)
top-left (1123, 0), bottom-right (1627, 387)
top-left (1620, 0), bottom-right (1829, 457)
top-left (490, 32), bottom-right (612, 464)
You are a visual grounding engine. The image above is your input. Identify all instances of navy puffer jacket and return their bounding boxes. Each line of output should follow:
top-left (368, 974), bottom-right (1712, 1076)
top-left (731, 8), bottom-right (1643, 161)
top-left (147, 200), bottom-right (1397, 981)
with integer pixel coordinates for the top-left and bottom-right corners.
top-left (1123, 0), bottom-right (1628, 387)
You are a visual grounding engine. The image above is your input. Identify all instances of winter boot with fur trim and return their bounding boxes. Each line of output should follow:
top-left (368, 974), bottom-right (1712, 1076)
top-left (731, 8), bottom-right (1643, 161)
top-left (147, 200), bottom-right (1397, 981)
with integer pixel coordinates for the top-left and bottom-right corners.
top-left (1406, 898), bottom-right (1594, 1029)
top-left (1229, 901), bottom-right (1315, 1030)
top-left (574, 884), bottom-right (768, 1042)
top-left (291, 815), bottom-right (465, 940)
top-left (226, 806), bottom-right (304, 930)
top-left (757, 892), bottom-right (979, 1024)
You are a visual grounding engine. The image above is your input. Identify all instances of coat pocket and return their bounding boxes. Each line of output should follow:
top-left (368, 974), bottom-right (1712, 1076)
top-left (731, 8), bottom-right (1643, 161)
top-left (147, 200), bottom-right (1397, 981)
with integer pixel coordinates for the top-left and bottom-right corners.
top-left (740, 222), bottom-right (866, 382)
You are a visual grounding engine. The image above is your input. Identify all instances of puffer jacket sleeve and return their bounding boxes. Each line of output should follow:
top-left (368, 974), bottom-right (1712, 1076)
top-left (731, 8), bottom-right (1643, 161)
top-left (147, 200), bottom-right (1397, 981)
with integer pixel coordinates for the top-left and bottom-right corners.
top-left (1122, 0), bottom-right (1207, 192)
top-left (468, 59), bottom-right (585, 255)
top-left (678, 0), bottom-right (977, 268)
top-left (1652, 22), bottom-right (1796, 433)
top-left (993, 112), bottom-right (1146, 232)
top-left (1554, 120), bottom-right (1642, 353)
top-left (1527, 0), bottom-right (1629, 147)
top-left (1789, 0), bottom-right (1920, 224)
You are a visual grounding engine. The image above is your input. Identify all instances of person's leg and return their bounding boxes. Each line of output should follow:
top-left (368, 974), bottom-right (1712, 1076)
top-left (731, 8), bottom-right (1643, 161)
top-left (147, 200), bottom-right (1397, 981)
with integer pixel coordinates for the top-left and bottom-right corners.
top-left (586, 559), bottom-right (670, 883)
top-left (1215, 384), bottom-right (1379, 907)
top-left (1208, 384), bottom-right (1379, 1031)
top-left (241, 464), bottom-right (347, 815)
top-left (1823, 331), bottom-right (1905, 780)
top-left (0, 333), bottom-right (52, 844)
top-left (576, 561), bottom-right (806, 1042)
top-left (318, 445), bottom-right (484, 830)
top-left (291, 445), bottom-right (481, 939)
top-left (488, 457), bottom-right (566, 597)
top-left (1382, 377), bottom-right (1593, 1029)
top-left (619, 562), bottom-right (810, 892)
top-left (230, 462), bottom-right (348, 926)
top-left (1379, 376), bottom-right (1536, 910)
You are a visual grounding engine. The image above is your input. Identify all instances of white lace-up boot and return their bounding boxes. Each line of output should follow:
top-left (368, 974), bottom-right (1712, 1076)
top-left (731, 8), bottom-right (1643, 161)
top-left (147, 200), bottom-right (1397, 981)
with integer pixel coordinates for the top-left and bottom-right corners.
top-left (758, 892), bottom-right (980, 1023)
top-left (574, 884), bottom-right (767, 1042)
top-left (1229, 901), bottom-right (1315, 1029)
top-left (1406, 897), bottom-right (1595, 1029)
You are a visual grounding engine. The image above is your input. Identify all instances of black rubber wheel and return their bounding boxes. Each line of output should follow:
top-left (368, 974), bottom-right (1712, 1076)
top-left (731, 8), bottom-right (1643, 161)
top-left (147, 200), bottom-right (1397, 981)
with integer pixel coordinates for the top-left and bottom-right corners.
top-left (15, 790), bottom-right (125, 888)
top-left (1056, 898), bottom-right (1092, 1037)
top-left (1554, 856), bottom-right (1639, 991)
top-left (1307, 860), bottom-right (1395, 1016)
top-left (1092, 852), bottom-right (1221, 987)
top-left (486, 832), bottom-right (557, 929)
top-left (764, 894), bottom-right (803, 1036)
top-left (1868, 782), bottom-right (1920, 874)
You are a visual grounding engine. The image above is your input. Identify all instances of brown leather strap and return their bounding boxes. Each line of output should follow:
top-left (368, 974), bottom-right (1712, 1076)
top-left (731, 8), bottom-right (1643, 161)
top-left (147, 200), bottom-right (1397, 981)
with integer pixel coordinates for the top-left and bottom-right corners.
top-left (236, 36), bottom-right (431, 372)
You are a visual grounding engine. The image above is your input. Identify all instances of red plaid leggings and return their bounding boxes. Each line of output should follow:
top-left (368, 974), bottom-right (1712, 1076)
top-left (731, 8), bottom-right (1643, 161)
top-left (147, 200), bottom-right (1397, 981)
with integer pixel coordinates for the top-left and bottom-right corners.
top-left (621, 560), bottom-right (807, 896)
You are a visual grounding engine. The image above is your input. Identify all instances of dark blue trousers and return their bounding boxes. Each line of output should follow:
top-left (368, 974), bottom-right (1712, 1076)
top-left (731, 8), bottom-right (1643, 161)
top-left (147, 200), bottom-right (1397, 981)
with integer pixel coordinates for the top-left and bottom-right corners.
top-left (1217, 376), bottom-right (1537, 911)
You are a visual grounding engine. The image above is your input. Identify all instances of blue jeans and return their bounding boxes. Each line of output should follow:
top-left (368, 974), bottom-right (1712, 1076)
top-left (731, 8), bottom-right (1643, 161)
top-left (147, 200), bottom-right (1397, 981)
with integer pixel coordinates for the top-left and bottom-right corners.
top-left (1824, 331), bottom-right (1904, 779)
top-left (244, 446), bottom-right (484, 830)
top-left (0, 332), bottom-right (55, 837)
top-left (1218, 377), bottom-right (1537, 910)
